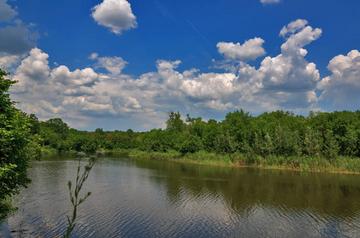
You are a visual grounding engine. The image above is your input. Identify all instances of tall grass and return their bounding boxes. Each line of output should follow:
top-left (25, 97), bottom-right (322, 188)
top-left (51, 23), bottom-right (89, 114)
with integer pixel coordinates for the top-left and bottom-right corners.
top-left (122, 149), bottom-right (360, 174)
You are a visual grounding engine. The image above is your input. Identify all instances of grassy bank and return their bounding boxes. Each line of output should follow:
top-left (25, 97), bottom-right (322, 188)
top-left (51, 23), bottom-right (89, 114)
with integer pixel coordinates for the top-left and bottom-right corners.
top-left (102, 149), bottom-right (360, 174)
top-left (38, 148), bottom-right (360, 174)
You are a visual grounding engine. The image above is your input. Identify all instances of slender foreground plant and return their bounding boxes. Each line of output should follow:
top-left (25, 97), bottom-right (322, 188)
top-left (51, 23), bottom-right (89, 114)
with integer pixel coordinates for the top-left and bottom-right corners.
top-left (63, 157), bottom-right (96, 238)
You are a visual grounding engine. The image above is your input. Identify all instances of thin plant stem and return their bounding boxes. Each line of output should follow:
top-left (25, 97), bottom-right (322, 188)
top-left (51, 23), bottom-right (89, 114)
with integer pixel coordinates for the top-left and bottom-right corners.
top-left (63, 157), bottom-right (95, 238)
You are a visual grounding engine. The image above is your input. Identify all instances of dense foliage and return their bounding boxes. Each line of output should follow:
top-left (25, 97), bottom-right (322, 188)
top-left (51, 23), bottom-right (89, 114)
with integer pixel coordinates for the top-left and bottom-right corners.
top-left (0, 70), bottom-right (40, 219)
top-left (37, 110), bottom-right (360, 160)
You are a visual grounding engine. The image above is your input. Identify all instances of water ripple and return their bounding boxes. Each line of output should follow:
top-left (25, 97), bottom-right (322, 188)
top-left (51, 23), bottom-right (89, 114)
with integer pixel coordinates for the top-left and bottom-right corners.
top-left (2, 159), bottom-right (360, 238)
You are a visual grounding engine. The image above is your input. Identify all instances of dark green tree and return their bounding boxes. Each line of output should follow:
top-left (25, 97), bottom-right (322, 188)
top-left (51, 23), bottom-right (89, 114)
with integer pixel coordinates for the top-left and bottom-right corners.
top-left (166, 112), bottom-right (185, 133)
top-left (0, 70), bottom-right (36, 219)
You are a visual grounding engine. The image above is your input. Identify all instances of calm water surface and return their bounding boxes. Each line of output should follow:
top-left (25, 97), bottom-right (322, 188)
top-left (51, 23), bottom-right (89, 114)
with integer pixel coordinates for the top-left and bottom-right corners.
top-left (1, 158), bottom-right (360, 238)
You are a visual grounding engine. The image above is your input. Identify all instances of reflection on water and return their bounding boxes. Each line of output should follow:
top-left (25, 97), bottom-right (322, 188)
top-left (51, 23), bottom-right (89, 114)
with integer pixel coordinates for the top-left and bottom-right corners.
top-left (1, 158), bottom-right (360, 237)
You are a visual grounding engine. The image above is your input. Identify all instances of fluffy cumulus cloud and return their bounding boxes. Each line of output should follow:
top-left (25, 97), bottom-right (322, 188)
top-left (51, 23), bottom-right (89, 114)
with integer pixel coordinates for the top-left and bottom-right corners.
top-left (13, 48), bottom-right (50, 85)
top-left (0, 54), bottom-right (20, 69)
top-left (213, 19), bottom-right (322, 112)
top-left (260, 0), bottom-right (281, 5)
top-left (10, 48), bottom-right (158, 128)
top-left (8, 19), bottom-right (360, 130)
top-left (318, 50), bottom-right (360, 110)
top-left (280, 19), bottom-right (308, 37)
top-left (259, 20), bottom-right (322, 95)
top-left (90, 53), bottom-right (127, 75)
top-left (217, 37), bottom-right (266, 61)
top-left (91, 0), bottom-right (137, 35)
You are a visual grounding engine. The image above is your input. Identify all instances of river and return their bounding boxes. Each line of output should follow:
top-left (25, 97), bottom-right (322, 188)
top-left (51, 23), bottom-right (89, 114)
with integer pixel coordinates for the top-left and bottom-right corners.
top-left (1, 157), bottom-right (360, 237)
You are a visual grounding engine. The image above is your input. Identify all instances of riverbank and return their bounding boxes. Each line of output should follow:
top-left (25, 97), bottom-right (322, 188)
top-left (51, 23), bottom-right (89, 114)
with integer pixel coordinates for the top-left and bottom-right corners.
top-left (103, 149), bottom-right (360, 175)
top-left (38, 148), bottom-right (360, 175)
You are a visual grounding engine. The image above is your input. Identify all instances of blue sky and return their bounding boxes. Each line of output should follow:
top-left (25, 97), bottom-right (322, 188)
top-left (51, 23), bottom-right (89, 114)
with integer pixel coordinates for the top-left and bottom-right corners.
top-left (14, 0), bottom-right (360, 74)
top-left (1, 0), bottom-right (360, 130)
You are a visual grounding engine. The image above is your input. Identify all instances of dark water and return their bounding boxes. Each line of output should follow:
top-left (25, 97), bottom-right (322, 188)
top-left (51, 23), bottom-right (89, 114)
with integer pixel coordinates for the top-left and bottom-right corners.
top-left (1, 158), bottom-right (360, 238)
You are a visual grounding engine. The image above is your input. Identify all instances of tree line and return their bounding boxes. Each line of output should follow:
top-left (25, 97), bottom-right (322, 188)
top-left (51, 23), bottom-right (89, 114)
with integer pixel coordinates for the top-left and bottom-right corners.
top-left (37, 110), bottom-right (360, 160)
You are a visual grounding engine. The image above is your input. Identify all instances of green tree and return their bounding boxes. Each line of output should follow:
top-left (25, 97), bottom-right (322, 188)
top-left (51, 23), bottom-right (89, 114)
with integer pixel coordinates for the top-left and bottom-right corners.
top-left (321, 129), bottom-right (339, 160)
top-left (166, 112), bottom-right (185, 133)
top-left (0, 70), bottom-right (35, 219)
top-left (303, 127), bottom-right (321, 157)
top-left (179, 135), bottom-right (203, 154)
top-left (222, 110), bottom-right (252, 153)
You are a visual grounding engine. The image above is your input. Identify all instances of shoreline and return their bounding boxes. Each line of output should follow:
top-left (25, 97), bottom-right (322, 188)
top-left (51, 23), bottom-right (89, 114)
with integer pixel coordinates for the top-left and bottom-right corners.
top-left (39, 149), bottom-right (360, 175)
top-left (106, 150), bottom-right (360, 175)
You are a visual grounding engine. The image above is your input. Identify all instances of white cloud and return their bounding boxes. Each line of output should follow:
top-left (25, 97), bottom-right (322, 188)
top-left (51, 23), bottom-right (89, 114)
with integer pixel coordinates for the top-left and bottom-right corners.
top-left (90, 53), bottom-right (127, 75)
top-left (10, 48), bottom-right (154, 128)
top-left (252, 20), bottom-right (321, 110)
top-left (280, 19), bottom-right (308, 37)
top-left (0, 54), bottom-right (20, 70)
top-left (52, 66), bottom-right (99, 87)
top-left (260, 0), bottom-right (281, 5)
top-left (217, 37), bottom-right (266, 61)
top-left (214, 19), bottom-right (321, 111)
top-left (318, 50), bottom-right (360, 110)
top-left (13, 48), bottom-right (50, 85)
top-left (0, 0), bottom-right (17, 22)
top-left (260, 20), bottom-right (321, 91)
top-left (12, 19), bottom-right (358, 130)
top-left (280, 23), bottom-right (322, 57)
top-left (91, 0), bottom-right (137, 35)
top-left (89, 52), bottom-right (99, 60)
top-left (11, 47), bottom-right (245, 128)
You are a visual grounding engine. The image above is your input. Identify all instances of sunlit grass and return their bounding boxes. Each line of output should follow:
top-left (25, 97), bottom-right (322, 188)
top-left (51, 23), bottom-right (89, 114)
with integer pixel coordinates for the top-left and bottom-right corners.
top-left (119, 149), bottom-right (360, 174)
